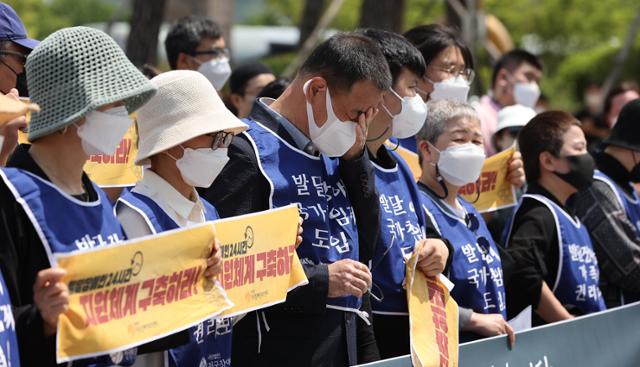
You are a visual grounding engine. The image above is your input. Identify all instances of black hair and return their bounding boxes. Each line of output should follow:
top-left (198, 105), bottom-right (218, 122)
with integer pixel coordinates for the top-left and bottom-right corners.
top-left (299, 32), bottom-right (392, 92)
top-left (490, 49), bottom-right (543, 88)
top-left (164, 16), bottom-right (224, 69)
top-left (230, 62), bottom-right (273, 95)
top-left (603, 82), bottom-right (640, 116)
top-left (257, 77), bottom-right (291, 99)
top-left (357, 28), bottom-right (426, 85)
top-left (404, 24), bottom-right (474, 70)
top-left (518, 111), bottom-right (581, 183)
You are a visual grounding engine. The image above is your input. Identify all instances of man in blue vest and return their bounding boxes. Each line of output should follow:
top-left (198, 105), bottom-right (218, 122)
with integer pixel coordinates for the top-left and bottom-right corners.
top-left (356, 28), bottom-right (450, 358)
top-left (573, 99), bottom-right (640, 308)
top-left (203, 32), bottom-right (391, 366)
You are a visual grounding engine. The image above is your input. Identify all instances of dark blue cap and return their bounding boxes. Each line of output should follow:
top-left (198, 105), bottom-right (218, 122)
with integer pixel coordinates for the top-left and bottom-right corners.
top-left (0, 2), bottom-right (38, 50)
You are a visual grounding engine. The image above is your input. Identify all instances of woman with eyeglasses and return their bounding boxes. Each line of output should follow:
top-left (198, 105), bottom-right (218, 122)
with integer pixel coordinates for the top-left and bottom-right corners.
top-left (503, 111), bottom-right (606, 326)
top-left (416, 99), bottom-right (514, 344)
top-left (115, 70), bottom-right (247, 367)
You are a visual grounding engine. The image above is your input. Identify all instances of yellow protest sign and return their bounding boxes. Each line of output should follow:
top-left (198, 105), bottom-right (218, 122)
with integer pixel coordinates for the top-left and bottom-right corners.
top-left (407, 252), bottom-right (459, 367)
top-left (55, 222), bottom-right (233, 363)
top-left (17, 110), bottom-right (143, 187)
top-left (214, 204), bottom-right (309, 316)
top-left (459, 145), bottom-right (517, 213)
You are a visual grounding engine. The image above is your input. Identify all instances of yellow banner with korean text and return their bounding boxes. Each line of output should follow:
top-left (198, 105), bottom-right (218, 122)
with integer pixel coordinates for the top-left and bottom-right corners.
top-left (55, 222), bottom-right (232, 363)
top-left (18, 110), bottom-right (142, 187)
top-left (55, 205), bottom-right (308, 362)
top-left (387, 140), bottom-right (517, 213)
top-left (215, 204), bottom-right (309, 316)
top-left (458, 145), bottom-right (517, 213)
top-left (407, 252), bottom-right (459, 367)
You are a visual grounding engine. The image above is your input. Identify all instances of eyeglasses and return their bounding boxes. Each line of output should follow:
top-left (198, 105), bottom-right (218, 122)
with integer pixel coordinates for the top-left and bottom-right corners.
top-left (210, 131), bottom-right (233, 150)
top-left (192, 47), bottom-right (230, 59)
top-left (0, 50), bottom-right (27, 62)
top-left (428, 64), bottom-right (475, 84)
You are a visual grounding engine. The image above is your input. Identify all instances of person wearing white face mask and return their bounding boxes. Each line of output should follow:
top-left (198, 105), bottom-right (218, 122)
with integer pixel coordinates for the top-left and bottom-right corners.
top-left (165, 16), bottom-right (231, 91)
top-left (202, 32), bottom-right (391, 367)
top-left (416, 100), bottom-right (515, 345)
top-left (0, 26), bottom-right (160, 367)
top-left (114, 70), bottom-right (248, 367)
top-left (358, 28), bottom-right (451, 359)
top-left (474, 49), bottom-right (543, 156)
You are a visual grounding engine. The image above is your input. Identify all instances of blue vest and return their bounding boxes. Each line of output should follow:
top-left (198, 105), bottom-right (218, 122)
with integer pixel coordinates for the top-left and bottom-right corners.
top-left (116, 191), bottom-right (232, 367)
top-left (593, 171), bottom-right (640, 305)
top-left (244, 119), bottom-right (361, 312)
top-left (419, 191), bottom-right (507, 320)
top-left (507, 194), bottom-right (606, 314)
top-left (0, 272), bottom-right (19, 367)
top-left (0, 168), bottom-right (134, 366)
top-left (370, 150), bottom-right (426, 314)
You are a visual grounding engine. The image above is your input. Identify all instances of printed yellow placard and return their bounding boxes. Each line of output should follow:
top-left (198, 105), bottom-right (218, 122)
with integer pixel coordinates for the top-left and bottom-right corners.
top-left (459, 145), bottom-right (517, 213)
top-left (18, 111), bottom-right (142, 187)
top-left (55, 222), bottom-right (233, 363)
top-left (407, 253), bottom-right (459, 367)
top-left (214, 204), bottom-right (309, 316)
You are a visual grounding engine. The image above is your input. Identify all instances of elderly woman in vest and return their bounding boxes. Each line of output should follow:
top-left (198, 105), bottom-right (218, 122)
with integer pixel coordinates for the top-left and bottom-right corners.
top-left (416, 99), bottom-right (514, 343)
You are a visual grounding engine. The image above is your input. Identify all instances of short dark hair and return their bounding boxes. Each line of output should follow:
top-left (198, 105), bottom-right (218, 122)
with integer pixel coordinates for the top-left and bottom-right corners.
top-left (518, 111), bottom-right (581, 183)
top-left (491, 49), bottom-right (543, 88)
top-left (299, 32), bottom-right (392, 92)
top-left (357, 28), bottom-right (426, 85)
top-left (229, 62), bottom-right (273, 95)
top-left (603, 81), bottom-right (640, 116)
top-left (404, 24), bottom-right (474, 70)
top-left (165, 16), bottom-right (224, 69)
top-left (258, 77), bottom-right (291, 99)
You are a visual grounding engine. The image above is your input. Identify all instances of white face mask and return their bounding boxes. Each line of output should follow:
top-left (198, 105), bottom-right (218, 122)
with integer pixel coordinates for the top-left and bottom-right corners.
top-left (303, 79), bottom-right (357, 157)
top-left (431, 142), bottom-right (485, 186)
top-left (382, 88), bottom-right (428, 139)
top-left (76, 106), bottom-right (132, 156)
top-left (171, 147), bottom-right (229, 188)
top-left (513, 82), bottom-right (540, 108)
top-left (197, 57), bottom-right (232, 91)
top-left (429, 75), bottom-right (470, 102)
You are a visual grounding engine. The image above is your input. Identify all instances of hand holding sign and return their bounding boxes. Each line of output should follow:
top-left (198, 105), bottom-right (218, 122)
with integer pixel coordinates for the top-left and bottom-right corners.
top-left (415, 238), bottom-right (449, 277)
top-left (33, 267), bottom-right (69, 337)
top-left (506, 150), bottom-right (525, 188)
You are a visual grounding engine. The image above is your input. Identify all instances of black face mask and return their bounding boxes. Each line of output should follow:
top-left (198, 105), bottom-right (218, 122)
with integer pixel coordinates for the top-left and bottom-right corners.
top-left (553, 153), bottom-right (595, 191)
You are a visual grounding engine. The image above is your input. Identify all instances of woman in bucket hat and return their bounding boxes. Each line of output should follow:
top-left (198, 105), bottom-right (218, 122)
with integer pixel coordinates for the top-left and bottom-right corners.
top-left (115, 70), bottom-right (247, 367)
top-left (0, 26), bottom-right (219, 366)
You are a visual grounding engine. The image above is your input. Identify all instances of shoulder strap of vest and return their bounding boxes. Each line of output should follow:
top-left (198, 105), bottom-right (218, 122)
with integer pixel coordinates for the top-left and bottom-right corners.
top-left (200, 198), bottom-right (219, 221)
top-left (594, 170), bottom-right (630, 210)
top-left (521, 194), bottom-right (564, 292)
top-left (116, 191), bottom-right (180, 233)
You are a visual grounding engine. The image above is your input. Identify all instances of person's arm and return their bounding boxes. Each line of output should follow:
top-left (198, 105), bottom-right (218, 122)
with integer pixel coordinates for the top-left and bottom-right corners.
top-left (339, 149), bottom-right (379, 264)
top-left (536, 282), bottom-right (574, 322)
top-left (503, 205), bottom-right (556, 317)
top-left (458, 306), bottom-right (473, 329)
top-left (0, 184), bottom-right (59, 366)
top-left (356, 293), bottom-right (380, 364)
top-left (573, 182), bottom-right (640, 292)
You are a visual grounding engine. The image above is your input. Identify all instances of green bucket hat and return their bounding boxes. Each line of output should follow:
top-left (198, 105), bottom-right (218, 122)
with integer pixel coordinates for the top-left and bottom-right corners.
top-left (25, 26), bottom-right (156, 141)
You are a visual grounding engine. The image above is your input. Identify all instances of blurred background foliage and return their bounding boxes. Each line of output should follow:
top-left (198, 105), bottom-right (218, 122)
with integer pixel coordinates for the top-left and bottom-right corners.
top-left (6, 0), bottom-right (640, 111)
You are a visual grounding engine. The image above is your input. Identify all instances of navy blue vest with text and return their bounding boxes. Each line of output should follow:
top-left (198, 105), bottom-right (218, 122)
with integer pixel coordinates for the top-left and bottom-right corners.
top-left (420, 192), bottom-right (507, 322)
top-left (593, 171), bottom-right (640, 304)
top-left (370, 149), bottom-right (426, 314)
top-left (0, 272), bottom-right (19, 367)
top-left (244, 119), bottom-right (361, 312)
top-left (0, 167), bottom-right (134, 366)
top-left (116, 191), bottom-right (233, 367)
top-left (506, 194), bottom-right (606, 314)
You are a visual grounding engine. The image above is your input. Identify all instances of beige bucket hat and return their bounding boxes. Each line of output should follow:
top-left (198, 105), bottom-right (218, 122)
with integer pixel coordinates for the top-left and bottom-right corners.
top-left (135, 70), bottom-right (248, 165)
